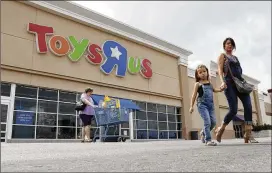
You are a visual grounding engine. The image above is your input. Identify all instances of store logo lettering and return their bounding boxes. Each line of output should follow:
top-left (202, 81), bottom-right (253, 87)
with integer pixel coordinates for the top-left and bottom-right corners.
top-left (27, 23), bottom-right (152, 78)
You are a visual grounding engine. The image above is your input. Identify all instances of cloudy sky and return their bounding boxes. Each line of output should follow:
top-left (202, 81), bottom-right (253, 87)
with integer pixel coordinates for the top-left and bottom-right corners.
top-left (73, 1), bottom-right (271, 92)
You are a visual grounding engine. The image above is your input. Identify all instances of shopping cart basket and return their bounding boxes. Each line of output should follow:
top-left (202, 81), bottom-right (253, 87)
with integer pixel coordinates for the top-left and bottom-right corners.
top-left (92, 107), bottom-right (130, 142)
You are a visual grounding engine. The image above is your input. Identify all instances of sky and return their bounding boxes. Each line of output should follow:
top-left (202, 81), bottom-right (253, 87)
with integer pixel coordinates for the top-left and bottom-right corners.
top-left (72, 1), bottom-right (271, 92)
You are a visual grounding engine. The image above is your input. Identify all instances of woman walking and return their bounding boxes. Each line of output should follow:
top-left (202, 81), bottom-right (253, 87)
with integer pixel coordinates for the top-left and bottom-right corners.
top-left (79, 87), bottom-right (96, 142)
top-left (216, 37), bottom-right (258, 143)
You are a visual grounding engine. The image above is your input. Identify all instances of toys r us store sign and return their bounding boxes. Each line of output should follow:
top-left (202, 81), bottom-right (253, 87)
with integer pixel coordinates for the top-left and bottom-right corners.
top-left (27, 23), bottom-right (153, 78)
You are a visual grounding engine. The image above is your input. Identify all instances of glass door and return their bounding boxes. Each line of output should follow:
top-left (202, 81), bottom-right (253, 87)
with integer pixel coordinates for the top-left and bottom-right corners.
top-left (1, 101), bottom-right (9, 142)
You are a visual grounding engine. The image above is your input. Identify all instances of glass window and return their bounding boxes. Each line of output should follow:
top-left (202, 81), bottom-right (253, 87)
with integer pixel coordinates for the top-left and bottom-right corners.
top-left (176, 115), bottom-right (181, 122)
top-left (121, 122), bottom-right (129, 128)
top-left (135, 111), bottom-right (146, 120)
top-left (147, 112), bottom-right (157, 121)
top-left (38, 88), bottom-right (58, 101)
top-left (157, 104), bottom-right (166, 113)
top-left (1, 124), bottom-right (6, 131)
top-left (176, 107), bottom-right (181, 114)
top-left (169, 131), bottom-right (177, 139)
top-left (177, 123), bottom-right (182, 131)
top-left (58, 102), bottom-right (76, 115)
top-left (158, 113), bottom-right (167, 122)
top-left (1, 82), bottom-right (11, 97)
top-left (167, 105), bottom-right (175, 114)
top-left (147, 103), bottom-right (157, 112)
top-left (136, 130), bottom-right (147, 139)
top-left (148, 130), bottom-right (158, 139)
top-left (135, 120), bottom-right (147, 129)
top-left (58, 115), bottom-right (76, 127)
top-left (1, 104), bottom-right (8, 123)
top-left (12, 125), bottom-right (35, 138)
top-left (59, 91), bottom-right (76, 103)
top-left (135, 101), bottom-right (146, 111)
top-left (168, 114), bottom-right (176, 122)
top-left (38, 100), bottom-right (57, 113)
top-left (159, 122), bottom-right (167, 130)
top-left (76, 93), bottom-right (82, 102)
top-left (58, 127), bottom-right (76, 139)
top-left (15, 85), bottom-right (37, 98)
top-left (148, 121), bottom-right (158, 130)
top-left (13, 111), bottom-right (36, 125)
top-left (168, 123), bottom-right (176, 130)
top-left (37, 113), bottom-right (57, 126)
top-left (159, 131), bottom-right (168, 139)
top-left (14, 98), bottom-right (36, 112)
top-left (36, 126), bottom-right (56, 139)
top-left (178, 131), bottom-right (182, 139)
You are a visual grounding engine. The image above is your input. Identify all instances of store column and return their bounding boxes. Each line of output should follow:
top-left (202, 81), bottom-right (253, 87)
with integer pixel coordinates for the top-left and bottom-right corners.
top-left (210, 61), bottom-right (221, 128)
top-left (178, 54), bottom-right (191, 140)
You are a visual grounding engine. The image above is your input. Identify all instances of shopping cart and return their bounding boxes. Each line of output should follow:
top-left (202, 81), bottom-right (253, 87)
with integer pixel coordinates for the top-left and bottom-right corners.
top-left (92, 107), bottom-right (130, 142)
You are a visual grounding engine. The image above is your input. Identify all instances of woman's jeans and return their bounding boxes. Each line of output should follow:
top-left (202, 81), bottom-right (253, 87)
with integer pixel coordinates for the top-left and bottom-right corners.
top-left (223, 83), bottom-right (253, 125)
top-left (198, 103), bottom-right (216, 142)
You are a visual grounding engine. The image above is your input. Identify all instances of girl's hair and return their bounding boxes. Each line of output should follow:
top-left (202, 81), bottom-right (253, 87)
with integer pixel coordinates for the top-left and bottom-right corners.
top-left (223, 37), bottom-right (236, 50)
top-left (195, 64), bottom-right (209, 82)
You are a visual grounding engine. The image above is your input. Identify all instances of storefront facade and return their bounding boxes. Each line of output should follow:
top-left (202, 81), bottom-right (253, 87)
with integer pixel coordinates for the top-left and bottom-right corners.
top-left (1, 1), bottom-right (263, 142)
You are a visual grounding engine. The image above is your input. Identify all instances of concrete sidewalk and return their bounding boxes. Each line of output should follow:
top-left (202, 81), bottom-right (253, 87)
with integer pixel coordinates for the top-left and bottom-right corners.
top-left (1, 137), bottom-right (271, 172)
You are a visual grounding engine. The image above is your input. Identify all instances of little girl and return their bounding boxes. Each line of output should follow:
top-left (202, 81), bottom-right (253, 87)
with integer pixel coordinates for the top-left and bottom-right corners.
top-left (189, 64), bottom-right (223, 146)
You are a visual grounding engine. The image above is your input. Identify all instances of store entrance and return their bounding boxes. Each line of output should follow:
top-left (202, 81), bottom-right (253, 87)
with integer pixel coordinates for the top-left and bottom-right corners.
top-left (1, 97), bottom-right (10, 142)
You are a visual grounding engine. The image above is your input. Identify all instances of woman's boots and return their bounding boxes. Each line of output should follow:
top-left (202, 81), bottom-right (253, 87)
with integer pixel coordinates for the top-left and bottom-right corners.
top-left (244, 124), bottom-right (259, 143)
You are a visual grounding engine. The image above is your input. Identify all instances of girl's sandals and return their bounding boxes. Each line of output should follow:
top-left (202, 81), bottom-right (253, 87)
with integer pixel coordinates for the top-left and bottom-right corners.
top-left (206, 141), bottom-right (217, 146)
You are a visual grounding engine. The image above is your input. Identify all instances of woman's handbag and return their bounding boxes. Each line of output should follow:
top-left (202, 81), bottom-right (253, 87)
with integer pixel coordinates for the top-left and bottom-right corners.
top-left (226, 58), bottom-right (254, 94)
top-left (75, 101), bottom-right (87, 111)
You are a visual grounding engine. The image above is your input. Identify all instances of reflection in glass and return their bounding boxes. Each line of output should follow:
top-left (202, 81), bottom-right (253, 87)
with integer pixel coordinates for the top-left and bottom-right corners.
top-left (168, 122), bottom-right (176, 130)
top-left (157, 104), bottom-right (166, 113)
top-left (58, 102), bottom-right (76, 115)
top-left (148, 130), bottom-right (158, 139)
top-left (178, 131), bottom-right (182, 139)
top-left (135, 111), bottom-right (146, 120)
top-left (38, 100), bottom-right (57, 113)
top-left (169, 131), bottom-right (177, 139)
top-left (121, 122), bottom-right (129, 128)
top-left (158, 113), bottom-right (167, 121)
top-left (15, 98), bottom-right (36, 112)
top-left (58, 115), bottom-right (76, 127)
top-left (147, 112), bottom-right (157, 121)
top-left (168, 114), bottom-right (176, 122)
top-left (159, 131), bottom-right (168, 139)
top-left (1, 124), bottom-right (6, 131)
top-left (135, 120), bottom-right (147, 129)
top-left (59, 91), bottom-right (76, 102)
top-left (12, 125), bottom-right (35, 138)
top-left (177, 123), bottom-right (182, 131)
top-left (36, 126), bottom-right (56, 139)
top-left (167, 105), bottom-right (175, 114)
top-left (37, 113), bottom-right (56, 126)
top-left (1, 83), bottom-right (11, 97)
top-left (147, 103), bottom-right (157, 112)
top-left (176, 107), bottom-right (181, 114)
top-left (38, 88), bottom-right (58, 101)
top-left (176, 115), bottom-right (181, 122)
top-left (121, 129), bottom-right (130, 137)
top-left (15, 85), bottom-right (37, 98)
top-left (148, 121), bottom-right (158, 130)
top-left (136, 130), bottom-right (147, 139)
top-left (58, 127), bottom-right (76, 139)
top-left (1, 104), bottom-right (8, 123)
top-left (159, 122), bottom-right (167, 130)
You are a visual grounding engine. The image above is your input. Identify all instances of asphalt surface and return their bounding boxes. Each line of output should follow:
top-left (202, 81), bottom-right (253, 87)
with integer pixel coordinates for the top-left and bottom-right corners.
top-left (1, 138), bottom-right (271, 172)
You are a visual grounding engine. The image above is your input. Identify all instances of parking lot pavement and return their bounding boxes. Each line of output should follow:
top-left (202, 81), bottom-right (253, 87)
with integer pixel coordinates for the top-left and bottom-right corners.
top-left (1, 137), bottom-right (271, 172)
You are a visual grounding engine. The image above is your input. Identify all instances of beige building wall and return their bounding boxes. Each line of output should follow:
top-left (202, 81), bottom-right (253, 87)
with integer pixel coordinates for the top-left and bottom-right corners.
top-left (1, 1), bottom-right (181, 106)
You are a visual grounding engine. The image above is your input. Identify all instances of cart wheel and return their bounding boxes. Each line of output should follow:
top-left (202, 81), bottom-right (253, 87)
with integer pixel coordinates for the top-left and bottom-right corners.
top-left (117, 137), bottom-right (122, 142)
top-left (121, 137), bottom-right (126, 142)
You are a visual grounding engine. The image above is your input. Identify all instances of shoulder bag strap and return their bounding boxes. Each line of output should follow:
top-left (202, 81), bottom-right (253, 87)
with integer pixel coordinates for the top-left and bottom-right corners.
top-left (225, 56), bottom-right (235, 80)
